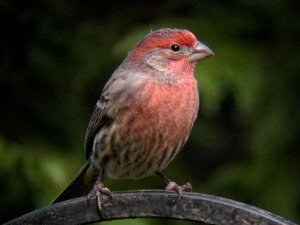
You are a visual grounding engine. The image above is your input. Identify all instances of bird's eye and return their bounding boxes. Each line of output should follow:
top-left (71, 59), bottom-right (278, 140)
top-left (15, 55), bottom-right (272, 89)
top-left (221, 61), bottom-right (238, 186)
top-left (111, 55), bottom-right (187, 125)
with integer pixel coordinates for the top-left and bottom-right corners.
top-left (170, 44), bottom-right (181, 52)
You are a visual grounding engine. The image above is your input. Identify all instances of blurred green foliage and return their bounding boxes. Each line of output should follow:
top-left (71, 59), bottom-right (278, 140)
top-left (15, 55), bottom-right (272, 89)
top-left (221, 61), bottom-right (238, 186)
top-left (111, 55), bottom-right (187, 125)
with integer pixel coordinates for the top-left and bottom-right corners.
top-left (0, 0), bottom-right (299, 224)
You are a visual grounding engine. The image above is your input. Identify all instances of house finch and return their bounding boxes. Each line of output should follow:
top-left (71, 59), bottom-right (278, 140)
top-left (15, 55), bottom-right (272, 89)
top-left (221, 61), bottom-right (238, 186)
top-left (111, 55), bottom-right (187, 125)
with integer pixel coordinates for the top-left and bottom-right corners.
top-left (52, 28), bottom-right (213, 205)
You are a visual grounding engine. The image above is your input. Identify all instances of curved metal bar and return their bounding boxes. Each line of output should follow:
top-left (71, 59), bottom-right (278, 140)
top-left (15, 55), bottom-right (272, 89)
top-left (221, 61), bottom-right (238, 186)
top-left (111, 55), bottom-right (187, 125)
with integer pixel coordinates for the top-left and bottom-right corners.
top-left (4, 190), bottom-right (297, 225)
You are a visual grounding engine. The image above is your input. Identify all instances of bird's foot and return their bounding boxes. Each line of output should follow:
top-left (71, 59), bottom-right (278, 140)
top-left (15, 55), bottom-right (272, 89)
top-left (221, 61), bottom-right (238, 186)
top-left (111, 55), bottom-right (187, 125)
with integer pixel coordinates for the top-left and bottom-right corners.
top-left (165, 181), bottom-right (192, 199)
top-left (156, 171), bottom-right (192, 200)
top-left (88, 182), bottom-right (112, 211)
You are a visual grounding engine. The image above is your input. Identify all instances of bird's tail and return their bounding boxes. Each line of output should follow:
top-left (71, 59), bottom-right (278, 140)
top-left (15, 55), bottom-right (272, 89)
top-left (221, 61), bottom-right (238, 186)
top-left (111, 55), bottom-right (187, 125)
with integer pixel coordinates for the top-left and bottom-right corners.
top-left (51, 159), bottom-right (98, 204)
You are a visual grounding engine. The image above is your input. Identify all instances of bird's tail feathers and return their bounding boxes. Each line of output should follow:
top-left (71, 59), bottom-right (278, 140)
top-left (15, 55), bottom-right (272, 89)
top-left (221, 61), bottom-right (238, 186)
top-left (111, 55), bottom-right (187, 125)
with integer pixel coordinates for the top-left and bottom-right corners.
top-left (51, 159), bottom-right (97, 204)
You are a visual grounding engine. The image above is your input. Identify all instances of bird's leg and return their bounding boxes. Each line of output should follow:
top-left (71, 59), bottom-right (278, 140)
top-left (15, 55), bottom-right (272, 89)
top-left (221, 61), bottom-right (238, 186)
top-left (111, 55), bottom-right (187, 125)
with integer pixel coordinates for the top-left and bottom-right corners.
top-left (156, 172), bottom-right (192, 199)
top-left (88, 179), bottom-right (112, 211)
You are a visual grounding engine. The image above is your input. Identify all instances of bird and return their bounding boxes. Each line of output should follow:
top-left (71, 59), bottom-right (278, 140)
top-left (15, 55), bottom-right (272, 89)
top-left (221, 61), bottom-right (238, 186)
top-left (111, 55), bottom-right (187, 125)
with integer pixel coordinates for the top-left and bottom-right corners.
top-left (52, 28), bottom-right (213, 206)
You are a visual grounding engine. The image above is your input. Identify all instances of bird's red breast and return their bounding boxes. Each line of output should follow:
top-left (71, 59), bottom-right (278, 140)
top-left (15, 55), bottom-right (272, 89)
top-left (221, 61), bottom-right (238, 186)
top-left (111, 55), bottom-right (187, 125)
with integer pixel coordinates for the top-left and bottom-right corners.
top-left (104, 77), bottom-right (199, 179)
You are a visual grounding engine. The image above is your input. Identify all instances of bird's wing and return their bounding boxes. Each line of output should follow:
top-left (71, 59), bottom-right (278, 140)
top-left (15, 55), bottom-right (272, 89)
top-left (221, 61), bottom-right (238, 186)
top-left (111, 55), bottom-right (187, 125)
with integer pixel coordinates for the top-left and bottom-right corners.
top-left (84, 75), bottom-right (131, 159)
top-left (84, 85), bottom-right (112, 159)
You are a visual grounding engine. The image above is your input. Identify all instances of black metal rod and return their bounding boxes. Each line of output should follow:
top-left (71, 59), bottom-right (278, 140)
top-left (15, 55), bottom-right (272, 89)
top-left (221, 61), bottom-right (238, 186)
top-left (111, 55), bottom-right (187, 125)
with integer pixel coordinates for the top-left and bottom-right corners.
top-left (3, 190), bottom-right (297, 225)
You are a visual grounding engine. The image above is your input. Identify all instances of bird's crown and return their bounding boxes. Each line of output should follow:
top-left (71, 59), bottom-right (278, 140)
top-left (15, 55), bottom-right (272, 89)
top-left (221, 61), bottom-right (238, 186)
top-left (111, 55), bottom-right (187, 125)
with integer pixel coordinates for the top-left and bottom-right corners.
top-left (131, 28), bottom-right (197, 57)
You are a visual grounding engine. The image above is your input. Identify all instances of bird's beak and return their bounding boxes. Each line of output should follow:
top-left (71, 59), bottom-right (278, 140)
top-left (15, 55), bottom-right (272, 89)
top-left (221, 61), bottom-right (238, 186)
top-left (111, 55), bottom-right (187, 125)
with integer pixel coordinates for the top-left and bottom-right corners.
top-left (188, 41), bottom-right (214, 63)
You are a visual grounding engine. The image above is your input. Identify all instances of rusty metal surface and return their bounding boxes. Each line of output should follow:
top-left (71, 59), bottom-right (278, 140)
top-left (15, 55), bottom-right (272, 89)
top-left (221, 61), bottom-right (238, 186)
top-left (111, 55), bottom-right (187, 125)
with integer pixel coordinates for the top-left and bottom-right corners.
top-left (3, 190), bottom-right (297, 225)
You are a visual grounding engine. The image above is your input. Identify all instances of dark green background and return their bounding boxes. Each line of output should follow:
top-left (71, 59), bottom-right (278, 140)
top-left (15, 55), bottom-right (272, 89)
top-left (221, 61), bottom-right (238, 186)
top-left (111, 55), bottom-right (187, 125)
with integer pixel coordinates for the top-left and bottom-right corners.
top-left (1, 0), bottom-right (299, 224)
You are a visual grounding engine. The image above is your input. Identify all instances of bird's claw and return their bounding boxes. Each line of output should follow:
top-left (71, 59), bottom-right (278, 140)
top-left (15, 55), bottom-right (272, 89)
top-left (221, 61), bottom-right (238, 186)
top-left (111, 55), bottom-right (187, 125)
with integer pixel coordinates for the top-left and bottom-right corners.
top-left (165, 181), bottom-right (192, 199)
top-left (181, 182), bottom-right (192, 192)
top-left (88, 182), bottom-right (112, 211)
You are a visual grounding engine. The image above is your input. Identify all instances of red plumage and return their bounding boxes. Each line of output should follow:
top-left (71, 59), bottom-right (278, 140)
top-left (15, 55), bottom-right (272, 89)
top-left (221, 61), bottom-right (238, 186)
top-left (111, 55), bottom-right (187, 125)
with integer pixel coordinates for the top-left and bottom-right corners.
top-left (132, 29), bottom-right (197, 57)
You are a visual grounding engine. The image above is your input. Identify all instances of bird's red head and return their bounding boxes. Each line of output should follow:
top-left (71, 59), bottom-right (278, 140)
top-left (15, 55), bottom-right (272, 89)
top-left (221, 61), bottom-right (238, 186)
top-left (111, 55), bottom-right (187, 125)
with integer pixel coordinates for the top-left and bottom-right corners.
top-left (131, 29), bottom-right (197, 58)
top-left (124, 28), bottom-right (213, 76)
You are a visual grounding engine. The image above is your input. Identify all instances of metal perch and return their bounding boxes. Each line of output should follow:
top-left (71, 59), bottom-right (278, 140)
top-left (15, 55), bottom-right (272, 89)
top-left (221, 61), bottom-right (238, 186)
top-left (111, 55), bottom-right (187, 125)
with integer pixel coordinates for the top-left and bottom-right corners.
top-left (4, 190), bottom-right (297, 225)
